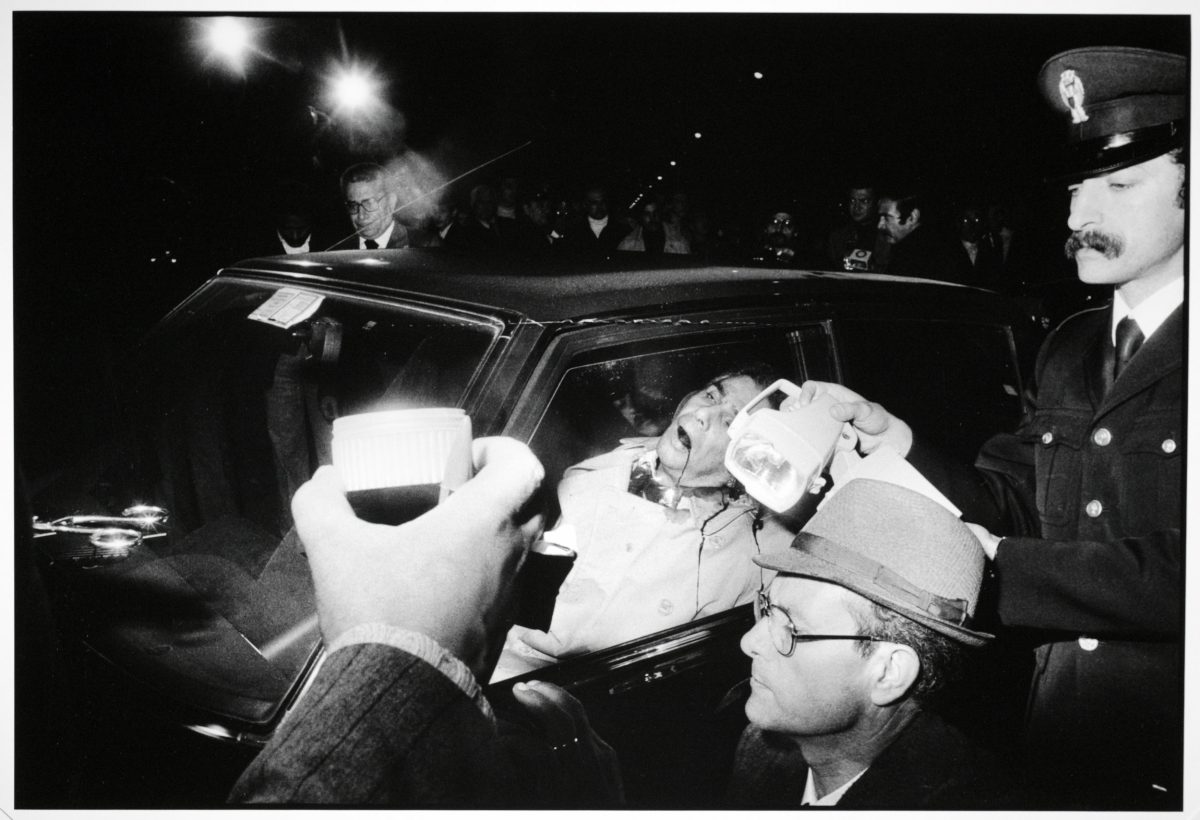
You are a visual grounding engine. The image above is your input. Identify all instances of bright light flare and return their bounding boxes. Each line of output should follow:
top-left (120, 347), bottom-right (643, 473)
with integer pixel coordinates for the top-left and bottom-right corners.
top-left (206, 17), bottom-right (253, 70)
top-left (328, 65), bottom-right (382, 113)
top-left (753, 71), bottom-right (764, 79)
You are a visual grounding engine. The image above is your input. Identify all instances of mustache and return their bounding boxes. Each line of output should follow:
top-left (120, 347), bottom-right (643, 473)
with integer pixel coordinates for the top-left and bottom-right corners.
top-left (1064, 230), bottom-right (1124, 259)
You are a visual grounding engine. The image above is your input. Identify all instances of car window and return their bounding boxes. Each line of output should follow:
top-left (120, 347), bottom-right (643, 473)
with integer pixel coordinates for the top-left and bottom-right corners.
top-left (491, 327), bottom-right (832, 682)
top-left (29, 278), bottom-right (502, 730)
top-left (492, 313), bottom-right (1024, 685)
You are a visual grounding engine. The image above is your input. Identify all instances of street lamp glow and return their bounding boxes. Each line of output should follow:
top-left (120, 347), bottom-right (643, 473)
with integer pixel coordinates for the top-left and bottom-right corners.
top-left (207, 17), bottom-right (252, 68)
top-left (669, 160), bottom-right (677, 167)
top-left (694, 132), bottom-right (702, 139)
top-left (329, 66), bottom-right (380, 112)
top-left (753, 71), bottom-right (764, 80)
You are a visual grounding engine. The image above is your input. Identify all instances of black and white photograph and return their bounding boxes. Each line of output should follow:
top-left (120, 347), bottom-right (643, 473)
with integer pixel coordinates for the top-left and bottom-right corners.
top-left (7, 6), bottom-right (1193, 813)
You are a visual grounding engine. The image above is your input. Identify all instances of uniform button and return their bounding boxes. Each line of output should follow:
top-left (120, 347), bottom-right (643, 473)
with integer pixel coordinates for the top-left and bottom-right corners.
top-left (1092, 428), bottom-right (1112, 446)
top-left (1162, 438), bottom-right (1177, 454)
top-left (1078, 636), bottom-right (1099, 651)
top-left (1041, 432), bottom-right (1054, 445)
top-left (1085, 500), bottom-right (1103, 518)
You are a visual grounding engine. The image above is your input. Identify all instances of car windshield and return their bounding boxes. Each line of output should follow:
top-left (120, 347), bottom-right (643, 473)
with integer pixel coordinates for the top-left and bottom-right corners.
top-left (28, 277), bottom-right (501, 730)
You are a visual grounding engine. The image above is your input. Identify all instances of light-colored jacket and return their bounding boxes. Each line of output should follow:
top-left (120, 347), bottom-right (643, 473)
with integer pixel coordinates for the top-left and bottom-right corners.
top-left (494, 438), bottom-right (789, 680)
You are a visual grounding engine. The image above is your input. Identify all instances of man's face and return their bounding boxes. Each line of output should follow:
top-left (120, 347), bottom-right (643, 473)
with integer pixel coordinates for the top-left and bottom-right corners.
top-left (473, 187), bottom-right (498, 223)
top-left (276, 212), bottom-right (312, 247)
top-left (877, 198), bottom-right (918, 245)
top-left (766, 212), bottom-right (794, 239)
top-left (524, 197), bottom-right (550, 226)
top-left (1065, 153), bottom-right (1186, 291)
top-left (656, 374), bottom-right (762, 487)
top-left (345, 178), bottom-right (395, 240)
top-left (640, 202), bottom-right (661, 227)
top-left (585, 189), bottom-right (609, 220)
top-left (741, 576), bottom-right (875, 736)
top-left (957, 206), bottom-right (984, 243)
top-left (847, 188), bottom-right (877, 224)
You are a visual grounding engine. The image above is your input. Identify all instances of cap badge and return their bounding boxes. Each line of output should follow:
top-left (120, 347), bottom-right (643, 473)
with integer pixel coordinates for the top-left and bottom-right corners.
top-left (1058, 69), bottom-right (1090, 124)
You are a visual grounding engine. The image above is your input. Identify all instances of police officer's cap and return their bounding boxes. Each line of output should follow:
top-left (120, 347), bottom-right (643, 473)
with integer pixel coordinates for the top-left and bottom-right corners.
top-left (1039, 46), bottom-right (1186, 182)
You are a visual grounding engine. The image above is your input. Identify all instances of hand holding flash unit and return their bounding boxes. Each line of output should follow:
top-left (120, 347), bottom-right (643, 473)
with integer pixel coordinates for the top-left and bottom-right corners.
top-left (724, 380), bottom-right (856, 513)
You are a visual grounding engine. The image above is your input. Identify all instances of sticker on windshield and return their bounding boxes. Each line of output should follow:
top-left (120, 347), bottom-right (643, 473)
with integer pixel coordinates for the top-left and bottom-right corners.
top-left (248, 287), bottom-right (324, 328)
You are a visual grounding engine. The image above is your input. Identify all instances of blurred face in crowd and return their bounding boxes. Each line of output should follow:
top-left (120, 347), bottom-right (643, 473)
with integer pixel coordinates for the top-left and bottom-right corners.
top-left (472, 185), bottom-right (498, 225)
top-left (957, 206), bottom-right (984, 243)
top-left (667, 191), bottom-right (690, 221)
top-left (741, 577), bottom-right (878, 736)
top-left (877, 198), bottom-right (919, 245)
top-left (640, 201), bottom-right (662, 227)
top-left (524, 196), bottom-right (551, 227)
top-left (276, 211), bottom-right (313, 247)
top-left (585, 188), bottom-right (609, 220)
top-left (499, 177), bottom-right (520, 208)
top-left (847, 187), bottom-right (877, 224)
top-left (766, 212), bottom-right (795, 240)
top-left (345, 177), bottom-right (396, 241)
top-left (1064, 153), bottom-right (1186, 301)
top-left (656, 374), bottom-right (762, 487)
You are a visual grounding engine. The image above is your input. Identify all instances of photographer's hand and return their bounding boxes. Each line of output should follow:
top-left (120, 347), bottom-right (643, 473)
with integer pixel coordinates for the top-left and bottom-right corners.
top-left (292, 437), bottom-right (545, 680)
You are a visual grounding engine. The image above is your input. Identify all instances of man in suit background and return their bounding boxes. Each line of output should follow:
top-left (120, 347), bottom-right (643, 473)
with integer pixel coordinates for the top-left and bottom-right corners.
top-left (332, 162), bottom-right (441, 250)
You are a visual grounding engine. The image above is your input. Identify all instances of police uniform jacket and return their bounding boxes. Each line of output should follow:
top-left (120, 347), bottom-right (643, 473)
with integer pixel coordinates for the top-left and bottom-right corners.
top-left (972, 301), bottom-right (1182, 807)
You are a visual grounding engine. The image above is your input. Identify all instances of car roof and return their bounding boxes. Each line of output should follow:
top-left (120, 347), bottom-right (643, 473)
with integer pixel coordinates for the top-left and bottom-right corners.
top-left (222, 249), bottom-right (997, 324)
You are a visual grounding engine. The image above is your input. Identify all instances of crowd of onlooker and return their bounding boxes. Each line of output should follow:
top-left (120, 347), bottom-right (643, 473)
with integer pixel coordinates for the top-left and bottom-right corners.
top-left (252, 162), bottom-right (1080, 300)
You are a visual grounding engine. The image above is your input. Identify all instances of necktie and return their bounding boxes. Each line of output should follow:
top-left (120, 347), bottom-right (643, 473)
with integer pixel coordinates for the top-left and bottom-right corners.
top-left (364, 239), bottom-right (378, 250)
top-left (1113, 316), bottom-right (1144, 380)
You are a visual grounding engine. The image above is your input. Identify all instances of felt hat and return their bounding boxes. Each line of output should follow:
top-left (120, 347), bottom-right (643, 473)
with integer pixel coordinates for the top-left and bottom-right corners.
top-left (754, 478), bottom-right (992, 646)
top-left (1038, 46), bottom-right (1187, 182)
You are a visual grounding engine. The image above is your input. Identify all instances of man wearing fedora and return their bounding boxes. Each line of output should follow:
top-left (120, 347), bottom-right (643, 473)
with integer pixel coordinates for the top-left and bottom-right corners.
top-left (726, 478), bottom-right (1022, 808)
top-left (794, 46), bottom-right (1184, 809)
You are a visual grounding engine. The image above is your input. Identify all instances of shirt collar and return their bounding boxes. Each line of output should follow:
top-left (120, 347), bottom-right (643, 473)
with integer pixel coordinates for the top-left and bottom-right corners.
top-left (361, 220), bottom-right (395, 249)
top-left (278, 231), bottom-right (310, 254)
top-left (626, 448), bottom-right (745, 512)
top-left (1112, 276), bottom-right (1183, 344)
top-left (801, 766), bottom-right (869, 806)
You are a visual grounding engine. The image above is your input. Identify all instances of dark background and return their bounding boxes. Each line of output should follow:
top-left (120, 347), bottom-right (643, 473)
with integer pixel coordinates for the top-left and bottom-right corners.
top-left (12, 12), bottom-right (1190, 479)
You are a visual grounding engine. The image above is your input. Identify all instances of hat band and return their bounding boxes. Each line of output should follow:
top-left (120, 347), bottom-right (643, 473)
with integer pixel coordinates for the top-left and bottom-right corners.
top-left (795, 533), bottom-right (971, 627)
top-left (1054, 120), bottom-right (1185, 182)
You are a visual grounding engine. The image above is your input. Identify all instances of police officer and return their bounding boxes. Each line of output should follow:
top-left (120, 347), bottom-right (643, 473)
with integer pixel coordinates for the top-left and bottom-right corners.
top-left (793, 46), bottom-right (1185, 809)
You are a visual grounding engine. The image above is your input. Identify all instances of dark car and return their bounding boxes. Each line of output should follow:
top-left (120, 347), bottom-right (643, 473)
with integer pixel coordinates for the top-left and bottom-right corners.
top-left (20, 250), bottom-right (1047, 807)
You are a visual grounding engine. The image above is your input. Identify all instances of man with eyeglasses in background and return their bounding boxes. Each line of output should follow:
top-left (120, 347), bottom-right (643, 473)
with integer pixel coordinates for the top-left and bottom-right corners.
top-left (331, 162), bottom-right (441, 250)
top-left (726, 478), bottom-right (1026, 808)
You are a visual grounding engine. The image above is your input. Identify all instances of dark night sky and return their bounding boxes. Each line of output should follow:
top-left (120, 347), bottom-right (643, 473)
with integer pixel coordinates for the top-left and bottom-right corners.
top-left (13, 12), bottom-right (1190, 232)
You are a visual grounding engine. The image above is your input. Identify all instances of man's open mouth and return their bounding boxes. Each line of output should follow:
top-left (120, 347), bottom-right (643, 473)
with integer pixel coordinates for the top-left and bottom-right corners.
top-left (677, 425), bottom-right (692, 450)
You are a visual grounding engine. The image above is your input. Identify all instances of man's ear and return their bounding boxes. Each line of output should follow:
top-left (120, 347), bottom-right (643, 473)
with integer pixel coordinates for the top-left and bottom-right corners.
top-left (904, 207), bottom-right (921, 227)
top-left (867, 643), bottom-right (921, 707)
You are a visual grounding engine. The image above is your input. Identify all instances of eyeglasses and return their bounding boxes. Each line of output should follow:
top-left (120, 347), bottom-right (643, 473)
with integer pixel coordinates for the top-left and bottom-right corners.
top-left (754, 589), bottom-right (885, 657)
top-left (345, 195), bottom-right (387, 217)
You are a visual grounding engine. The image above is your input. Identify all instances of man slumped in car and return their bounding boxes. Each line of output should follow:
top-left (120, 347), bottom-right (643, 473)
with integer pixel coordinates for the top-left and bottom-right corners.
top-left (492, 363), bottom-right (797, 681)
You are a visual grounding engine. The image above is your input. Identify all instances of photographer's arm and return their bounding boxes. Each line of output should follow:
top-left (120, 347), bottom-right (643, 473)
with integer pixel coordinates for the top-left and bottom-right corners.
top-left (230, 437), bottom-right (544, 805)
